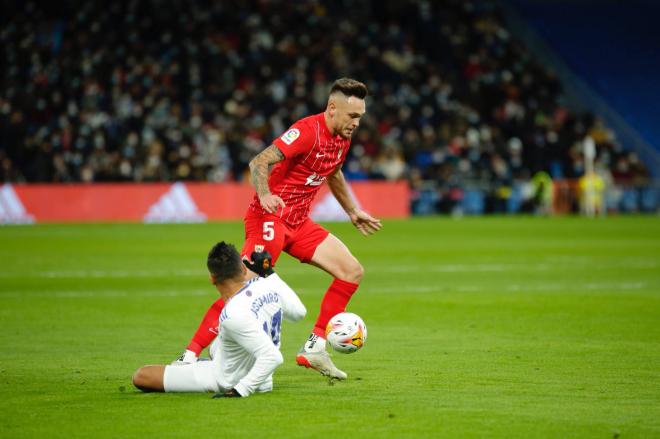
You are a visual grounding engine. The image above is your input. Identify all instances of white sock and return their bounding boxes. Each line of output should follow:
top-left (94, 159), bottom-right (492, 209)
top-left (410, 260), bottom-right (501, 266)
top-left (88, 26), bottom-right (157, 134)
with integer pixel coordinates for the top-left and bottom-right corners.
top-left (303, 334), bottom-right (326, 353)
top-left (178, 349), bottom-right (198, 363)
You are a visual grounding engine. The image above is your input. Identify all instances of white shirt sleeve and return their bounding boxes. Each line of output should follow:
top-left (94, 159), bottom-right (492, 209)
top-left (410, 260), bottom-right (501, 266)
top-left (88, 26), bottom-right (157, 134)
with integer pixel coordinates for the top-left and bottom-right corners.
top-left (221, 315), bottom-right (283, 397)
top-left (267, 273), bottom-right (306, 322)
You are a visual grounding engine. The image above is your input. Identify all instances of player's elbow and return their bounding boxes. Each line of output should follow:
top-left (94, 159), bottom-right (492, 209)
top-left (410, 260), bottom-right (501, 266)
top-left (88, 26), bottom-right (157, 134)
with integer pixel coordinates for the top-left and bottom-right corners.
top-left (248, 155), bottom-right (264, 172)
top-left (274, 350), bottom-right (284, 367)
top-left (268, 350), bottom-right (284, 369)
top-left (258, 346), bottom-right (284, 369)
top-left (289, 303), bottom-right (307, 322)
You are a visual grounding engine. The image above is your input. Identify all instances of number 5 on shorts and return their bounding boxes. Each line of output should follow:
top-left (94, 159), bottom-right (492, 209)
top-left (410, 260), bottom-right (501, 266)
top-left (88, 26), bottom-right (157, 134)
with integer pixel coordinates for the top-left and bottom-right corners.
top-left (263, 221), bottom-right (275, 241)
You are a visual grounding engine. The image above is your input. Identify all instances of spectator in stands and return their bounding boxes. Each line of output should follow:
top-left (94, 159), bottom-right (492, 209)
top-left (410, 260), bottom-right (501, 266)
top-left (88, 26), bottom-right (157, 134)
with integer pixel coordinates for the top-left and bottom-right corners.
top-left (0, 0), bottom-right (649, 215)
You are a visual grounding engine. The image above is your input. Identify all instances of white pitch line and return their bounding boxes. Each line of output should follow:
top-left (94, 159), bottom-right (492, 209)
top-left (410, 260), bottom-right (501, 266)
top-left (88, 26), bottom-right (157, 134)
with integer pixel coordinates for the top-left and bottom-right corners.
top-left (300, 281), bottom-right (649, 296)
top-left (0, 268), bottom-right (205, 279)
top-left (0, 280), bottom-right (649, 299)
top-left (0, 289), bottom-right (213, 299)
top-left (0, 260), bottom-right (657, 279)
top-left (381, 263), bottom-right (552, 273)
top-left (374, 261), bottom-right (659, 273)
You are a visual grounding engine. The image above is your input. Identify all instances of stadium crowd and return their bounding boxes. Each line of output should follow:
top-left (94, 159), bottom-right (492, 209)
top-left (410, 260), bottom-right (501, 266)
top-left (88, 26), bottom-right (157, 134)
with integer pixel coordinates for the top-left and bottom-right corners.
top-left (0, 0), bottom-right (652, 212)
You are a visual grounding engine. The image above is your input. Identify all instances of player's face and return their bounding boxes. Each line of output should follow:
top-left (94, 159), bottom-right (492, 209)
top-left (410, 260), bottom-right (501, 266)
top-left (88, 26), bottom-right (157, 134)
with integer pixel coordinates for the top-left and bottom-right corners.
top-left (330, 96), bottom-right (366, 139)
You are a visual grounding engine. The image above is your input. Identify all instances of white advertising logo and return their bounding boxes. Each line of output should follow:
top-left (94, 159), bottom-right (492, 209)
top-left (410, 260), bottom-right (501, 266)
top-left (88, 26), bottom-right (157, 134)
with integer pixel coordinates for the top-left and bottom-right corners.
top-left (143, 182), bottom-right (206, 223)
top-left (310, 183), bottom-right (360, 222)
top-left (0, 184), bottom-right (34, 225)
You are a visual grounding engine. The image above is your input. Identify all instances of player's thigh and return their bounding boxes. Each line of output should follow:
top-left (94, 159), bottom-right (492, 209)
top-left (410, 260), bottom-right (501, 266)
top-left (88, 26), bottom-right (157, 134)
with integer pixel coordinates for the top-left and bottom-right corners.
top-left (163, 362), bottom-right (220, 393)
top-left (242, 215), bottom-right (286, 263)
top-left (307, 233), bottom-right (364, 283)
top-left (286, 219), bottom-right (329, 263)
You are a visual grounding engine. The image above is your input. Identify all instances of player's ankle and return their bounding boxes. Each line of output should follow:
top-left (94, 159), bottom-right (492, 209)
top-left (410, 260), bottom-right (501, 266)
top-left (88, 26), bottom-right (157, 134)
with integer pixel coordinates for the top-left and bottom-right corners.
top-left (303, 333), bottom-right (326, 353)
top-left (186, 342), bottom-right (204, 356)
top-left (172, 349), bottom-right (198, 365)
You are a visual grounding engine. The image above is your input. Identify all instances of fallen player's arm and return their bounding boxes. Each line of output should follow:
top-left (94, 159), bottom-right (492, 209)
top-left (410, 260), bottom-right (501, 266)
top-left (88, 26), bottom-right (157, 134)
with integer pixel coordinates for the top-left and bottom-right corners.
top-left (221, 317), bottom-right (283, 397)
top-left (267, 273), bottom-right (306, 322)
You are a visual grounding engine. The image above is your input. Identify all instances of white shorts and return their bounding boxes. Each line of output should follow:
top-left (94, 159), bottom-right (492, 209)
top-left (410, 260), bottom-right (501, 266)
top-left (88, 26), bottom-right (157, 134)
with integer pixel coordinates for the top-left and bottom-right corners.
top-left (163, 360), bottom-right (274, 394)
top-left (163, 361), bottom-right (221, 393)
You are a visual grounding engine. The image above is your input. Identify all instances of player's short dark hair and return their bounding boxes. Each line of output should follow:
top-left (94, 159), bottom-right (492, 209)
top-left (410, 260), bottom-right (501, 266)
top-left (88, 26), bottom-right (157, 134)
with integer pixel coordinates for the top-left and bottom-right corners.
top-left (330, 78), bottom-right (368, 99)
top-left (207, 242), bottom-right (243, 282)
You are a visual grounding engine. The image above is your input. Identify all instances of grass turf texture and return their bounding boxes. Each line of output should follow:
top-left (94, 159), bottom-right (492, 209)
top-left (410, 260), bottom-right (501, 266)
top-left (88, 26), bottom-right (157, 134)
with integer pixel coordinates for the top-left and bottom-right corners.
top-left (0, 217), bottom-right (659, 438)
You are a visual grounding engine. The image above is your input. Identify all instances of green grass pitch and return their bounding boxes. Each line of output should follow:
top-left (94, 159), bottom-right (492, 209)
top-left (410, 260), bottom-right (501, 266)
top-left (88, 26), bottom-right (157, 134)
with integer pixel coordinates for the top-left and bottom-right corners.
top-left (1, 217), bottom-right (659, 438)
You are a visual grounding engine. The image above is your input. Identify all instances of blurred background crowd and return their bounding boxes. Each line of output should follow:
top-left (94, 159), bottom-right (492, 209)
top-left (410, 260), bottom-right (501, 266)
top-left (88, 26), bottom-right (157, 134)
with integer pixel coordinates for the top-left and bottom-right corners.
top-left (0, 0), bottom-right (654, 213)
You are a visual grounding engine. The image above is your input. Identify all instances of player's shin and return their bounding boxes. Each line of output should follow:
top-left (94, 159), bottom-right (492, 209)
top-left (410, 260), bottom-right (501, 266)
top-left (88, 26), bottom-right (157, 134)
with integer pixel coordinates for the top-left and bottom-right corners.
top-left (310, 278), bottom-right (359, 348)
top-left (185, 298), bottom-right (225, 356)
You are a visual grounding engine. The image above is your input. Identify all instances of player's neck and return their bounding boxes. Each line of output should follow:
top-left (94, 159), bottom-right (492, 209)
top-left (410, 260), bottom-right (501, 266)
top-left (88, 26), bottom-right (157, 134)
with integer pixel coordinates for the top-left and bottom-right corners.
top-left (219, 279), bottom-right (248, 302)
top-left (245, 271), bottom-right (259, 282)
top-left (219, 273), bottom-right (258, 301)
top-left (323, 111), bottom-right (338, 136)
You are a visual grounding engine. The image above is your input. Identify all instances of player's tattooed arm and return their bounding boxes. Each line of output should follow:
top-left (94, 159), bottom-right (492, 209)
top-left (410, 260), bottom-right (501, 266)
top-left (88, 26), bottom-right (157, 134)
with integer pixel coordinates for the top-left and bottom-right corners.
top-left (249, 145), bottom-right (286, 213)
top-left (249, 145), bottom-right (284, 197)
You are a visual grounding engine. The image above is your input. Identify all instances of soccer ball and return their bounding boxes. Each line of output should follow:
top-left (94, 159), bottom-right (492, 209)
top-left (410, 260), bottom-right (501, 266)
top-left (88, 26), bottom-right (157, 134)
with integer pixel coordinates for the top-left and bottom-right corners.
top-left (325, 312), bottom-right (367, 354)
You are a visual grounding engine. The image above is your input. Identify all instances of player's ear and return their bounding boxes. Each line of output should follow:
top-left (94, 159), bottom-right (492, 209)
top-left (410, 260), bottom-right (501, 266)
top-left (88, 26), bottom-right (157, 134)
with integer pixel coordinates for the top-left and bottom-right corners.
top-left (327, 99), bottom-right (336, 117)
top-left (208, 272), bottom-right (216, 285)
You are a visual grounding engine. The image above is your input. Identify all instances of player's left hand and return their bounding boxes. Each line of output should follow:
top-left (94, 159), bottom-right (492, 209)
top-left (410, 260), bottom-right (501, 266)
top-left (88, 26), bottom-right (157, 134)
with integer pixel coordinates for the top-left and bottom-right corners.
top-left (212, 388), bottom-right (242, 398)
top-left (348, 208), bottom-right (382, 236)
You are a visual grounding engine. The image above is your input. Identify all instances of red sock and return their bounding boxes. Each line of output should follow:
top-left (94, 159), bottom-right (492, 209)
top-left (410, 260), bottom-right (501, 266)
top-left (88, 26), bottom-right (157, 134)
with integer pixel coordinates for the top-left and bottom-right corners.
top-left (313, 278), bottom-right (359, 338)
top-left (186, 298), bottom-right (225, 355)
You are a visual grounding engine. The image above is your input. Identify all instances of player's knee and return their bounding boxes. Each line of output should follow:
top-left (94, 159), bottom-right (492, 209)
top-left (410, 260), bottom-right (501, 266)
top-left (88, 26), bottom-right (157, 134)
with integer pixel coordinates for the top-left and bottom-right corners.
top-left (132, 366), bottom-right (161, 392)
top-left (132, 367), bottom-right (149, 391)
top-left (343, 260), bottom-right (364, 284)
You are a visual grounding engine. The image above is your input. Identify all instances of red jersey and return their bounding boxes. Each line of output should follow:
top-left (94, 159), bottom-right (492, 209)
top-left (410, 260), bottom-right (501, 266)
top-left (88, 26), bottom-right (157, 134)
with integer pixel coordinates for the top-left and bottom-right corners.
top-left (248, 113), bottom-right (351, 227)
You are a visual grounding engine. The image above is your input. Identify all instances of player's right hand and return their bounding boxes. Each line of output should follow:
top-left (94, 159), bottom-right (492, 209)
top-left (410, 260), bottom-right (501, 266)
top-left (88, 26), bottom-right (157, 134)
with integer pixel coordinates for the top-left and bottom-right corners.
top-left (259, 193), bottom-right (286, 214)
top-left (243, 250), bottom-right (275, 277)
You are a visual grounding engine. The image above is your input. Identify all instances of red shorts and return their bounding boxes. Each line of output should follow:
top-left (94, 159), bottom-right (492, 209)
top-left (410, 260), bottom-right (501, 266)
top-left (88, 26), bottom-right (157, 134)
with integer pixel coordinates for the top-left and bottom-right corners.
top-left (241, 212), bottom-right (330, 265)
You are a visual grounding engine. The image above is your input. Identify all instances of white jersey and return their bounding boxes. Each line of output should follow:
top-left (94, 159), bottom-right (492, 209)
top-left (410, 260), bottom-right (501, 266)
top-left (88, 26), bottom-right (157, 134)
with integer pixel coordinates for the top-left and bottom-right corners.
top-left (163, 273), bottom-right (306, 396)
top-left (214, 273), bottom-right (305, 396)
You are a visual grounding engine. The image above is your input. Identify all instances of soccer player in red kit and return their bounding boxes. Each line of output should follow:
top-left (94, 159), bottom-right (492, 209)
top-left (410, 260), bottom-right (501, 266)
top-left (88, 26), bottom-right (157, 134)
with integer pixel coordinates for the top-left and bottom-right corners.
top-left (176, 78), bottom-right (381, 380)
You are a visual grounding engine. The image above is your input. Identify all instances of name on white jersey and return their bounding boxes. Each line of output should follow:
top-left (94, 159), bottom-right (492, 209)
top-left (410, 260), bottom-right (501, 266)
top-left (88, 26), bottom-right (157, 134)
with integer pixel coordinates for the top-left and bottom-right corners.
top-left (250, 292), bottom-right (280, 318)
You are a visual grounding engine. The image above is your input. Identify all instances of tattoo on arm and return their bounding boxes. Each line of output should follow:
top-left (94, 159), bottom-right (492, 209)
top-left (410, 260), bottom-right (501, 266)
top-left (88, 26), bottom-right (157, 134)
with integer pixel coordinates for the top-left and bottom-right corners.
top-left (249, 145), bottom-right (285, 197)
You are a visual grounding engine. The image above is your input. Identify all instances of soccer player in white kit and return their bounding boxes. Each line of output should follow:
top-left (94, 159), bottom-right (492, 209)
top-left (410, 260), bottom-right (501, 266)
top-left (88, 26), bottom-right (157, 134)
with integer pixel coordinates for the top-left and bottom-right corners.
top-left (132, 242), bottom-right (306, 397)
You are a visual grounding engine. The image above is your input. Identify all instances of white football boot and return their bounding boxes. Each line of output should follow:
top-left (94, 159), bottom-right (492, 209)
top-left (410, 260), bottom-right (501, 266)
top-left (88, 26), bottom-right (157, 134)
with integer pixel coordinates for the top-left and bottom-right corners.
top-left (295, 334), bottom-right (347, 380)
